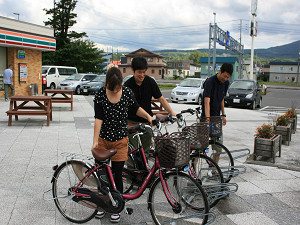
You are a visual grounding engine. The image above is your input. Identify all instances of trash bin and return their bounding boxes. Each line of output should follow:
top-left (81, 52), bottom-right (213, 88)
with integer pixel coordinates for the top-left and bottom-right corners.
top-left (29, 84), bottom-right (38, 96)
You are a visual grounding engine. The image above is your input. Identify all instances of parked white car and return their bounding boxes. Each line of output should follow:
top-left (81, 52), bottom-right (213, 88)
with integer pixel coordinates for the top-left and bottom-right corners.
top-left (171, 78), bottom-right (205, 104)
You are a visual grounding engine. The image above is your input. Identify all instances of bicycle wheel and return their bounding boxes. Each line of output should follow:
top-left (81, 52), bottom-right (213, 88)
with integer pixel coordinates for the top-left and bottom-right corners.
top-left (52, 160), bottom-right (100, 223)
top-left (148, 171), bottom-right (209, 225)
top-left (208, 140), bottom-right (234, 182)
top-left (190, 153), bottom-right (224, 208)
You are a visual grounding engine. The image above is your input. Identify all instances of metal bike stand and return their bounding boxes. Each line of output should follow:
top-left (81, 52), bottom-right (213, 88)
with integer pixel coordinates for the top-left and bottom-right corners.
top-left (202, 182), bottom-right (239, 204)
top-left (220, 165), bottom-right (247, 179)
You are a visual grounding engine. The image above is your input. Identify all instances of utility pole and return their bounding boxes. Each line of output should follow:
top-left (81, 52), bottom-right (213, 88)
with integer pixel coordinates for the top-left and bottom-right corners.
top-left (213, 12), bottom-right (217, 75)
top-left (297, 46), bottom-right (300, 84)
top-left (13, 13), bottom-right (19, 20)
top-left (250, 0), bottom-right (258, 80)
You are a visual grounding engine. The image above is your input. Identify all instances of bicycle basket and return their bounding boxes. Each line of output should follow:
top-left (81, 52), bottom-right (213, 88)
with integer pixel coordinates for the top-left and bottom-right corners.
top-left (201, 116), bottom-right (223, 137)
top-left (155, 132), bottom-right (190, 168)
top-left (182, 122), bottom-right (209, 151)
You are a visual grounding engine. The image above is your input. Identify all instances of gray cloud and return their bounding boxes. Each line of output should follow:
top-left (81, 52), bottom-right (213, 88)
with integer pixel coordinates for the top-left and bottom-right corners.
top-left (1, 0), bottom-right (299, 51)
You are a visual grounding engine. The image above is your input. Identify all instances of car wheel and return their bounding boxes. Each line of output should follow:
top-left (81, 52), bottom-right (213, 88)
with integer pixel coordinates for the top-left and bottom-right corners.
top-left (257, 98), bottom-right (262, 108)
top-left (251, 100), bottom-right (256, 110)
top-left (197, 95), bottom-right (202, 105)
top-left (75, 86), bottom-right (81, 95)
top-left (171, 100), bottom-right (177, 103)
top-left (50, 83), bottom-right (56, 89)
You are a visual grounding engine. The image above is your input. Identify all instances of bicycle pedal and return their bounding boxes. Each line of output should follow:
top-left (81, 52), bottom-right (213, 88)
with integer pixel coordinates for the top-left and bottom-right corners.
top-left (125, 207), bottom-right (133, 215)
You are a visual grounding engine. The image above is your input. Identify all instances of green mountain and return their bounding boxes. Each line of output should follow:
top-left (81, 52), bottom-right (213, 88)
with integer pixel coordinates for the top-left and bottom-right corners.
top-left (154, 40), bottom-right (300, 61)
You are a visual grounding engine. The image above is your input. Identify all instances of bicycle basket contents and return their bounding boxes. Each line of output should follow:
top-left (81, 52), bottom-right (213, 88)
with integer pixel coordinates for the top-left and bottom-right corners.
top-left (201, 116), bottom-right (223, 137)
top-left (156, 132), bottom-right (190, 168)
top-left (182, 122), bottom-right (209, 151)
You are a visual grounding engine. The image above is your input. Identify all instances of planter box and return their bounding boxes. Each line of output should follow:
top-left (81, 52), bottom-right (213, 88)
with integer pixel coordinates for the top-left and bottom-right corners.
top-left (274, 124), bottom-right (292, 146)
top-left (253, 134), bottom-right (281, 163)
top-left (290, 116), bottom-right (297, 134)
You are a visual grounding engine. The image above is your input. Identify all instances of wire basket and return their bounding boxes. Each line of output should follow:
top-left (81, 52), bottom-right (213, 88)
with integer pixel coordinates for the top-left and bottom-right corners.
top-left (156, 132), bottom-right (190, 168)
top-left (182, 122), bottom-right (209, 151)
top-left (201, 116), bottom-right (223, 137)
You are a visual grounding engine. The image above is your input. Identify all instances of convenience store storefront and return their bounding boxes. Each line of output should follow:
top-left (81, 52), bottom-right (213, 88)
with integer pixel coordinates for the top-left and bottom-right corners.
top-left (0, 16), bottom-right (55, 97)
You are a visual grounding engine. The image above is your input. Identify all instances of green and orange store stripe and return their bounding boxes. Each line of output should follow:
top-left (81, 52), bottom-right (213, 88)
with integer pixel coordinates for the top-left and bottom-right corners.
top-left (0, 28), bottom-right (56, 51)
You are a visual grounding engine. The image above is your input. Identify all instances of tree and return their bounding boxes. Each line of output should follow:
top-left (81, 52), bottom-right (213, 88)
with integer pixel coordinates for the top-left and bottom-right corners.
top-left (43, 40), bottom-right (107, 74)
top-left (42, 0), bottom-right (107, 73)
top-left (188, 51), bottom-right (208, 64)
top-left (43, 0), bottom-right (86, 49)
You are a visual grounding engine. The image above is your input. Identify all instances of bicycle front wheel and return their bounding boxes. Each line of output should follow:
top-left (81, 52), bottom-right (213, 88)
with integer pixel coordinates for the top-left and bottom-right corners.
top-left (191, 153), bottom-right (224, 208)
top-left (148, 171), bottom-right (209, 225)
top-left (52, 160), bottom-right (100, 223)
top-left (208, 140), bottom-right (234, 182)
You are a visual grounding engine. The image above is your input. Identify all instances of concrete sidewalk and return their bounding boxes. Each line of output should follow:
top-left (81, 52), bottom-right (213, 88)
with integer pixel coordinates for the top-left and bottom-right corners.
top-left (0, 95), bottom-right (299, 225)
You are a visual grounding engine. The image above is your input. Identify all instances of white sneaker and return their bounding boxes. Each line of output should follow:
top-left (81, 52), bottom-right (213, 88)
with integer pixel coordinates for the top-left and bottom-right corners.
top-left (110, 213), bottom-right (120, 223)
top-left (95, 211), bottom-right (105, 219)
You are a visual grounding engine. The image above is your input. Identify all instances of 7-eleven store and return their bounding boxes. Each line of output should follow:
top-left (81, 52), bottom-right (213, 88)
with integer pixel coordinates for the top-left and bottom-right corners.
top-left (0, 16), bottom-right (55, 97)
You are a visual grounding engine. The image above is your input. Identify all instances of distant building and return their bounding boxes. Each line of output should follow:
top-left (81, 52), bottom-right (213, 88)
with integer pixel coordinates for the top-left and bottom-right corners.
top-left (100, 53), bottom-right (112, 71)
top-left (107, 60), bottom-right (121, 70)
top-left (166, 60), bottom-right (201, 78)
top-left (199, 57), bottom-right (239, 81)
top-left (269, 61), bottom-right (298, 83)
top-left (118, 48), bottom-right (166, 78)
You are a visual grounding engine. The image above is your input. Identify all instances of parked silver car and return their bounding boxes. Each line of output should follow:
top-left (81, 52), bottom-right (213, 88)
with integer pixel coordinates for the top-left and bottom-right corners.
top-left (171, 78), bottom-right (205, 104)
top-left (58, 73), bottom-right (98, 94)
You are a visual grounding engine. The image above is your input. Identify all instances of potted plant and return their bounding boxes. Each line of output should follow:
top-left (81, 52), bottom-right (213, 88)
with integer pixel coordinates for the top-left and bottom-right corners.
top-left (274, 113), bottom-right (292, 145)
top-left (253, 123), bottom-right (281, 163)
top-left (287, 107), bottom-right (297, 133)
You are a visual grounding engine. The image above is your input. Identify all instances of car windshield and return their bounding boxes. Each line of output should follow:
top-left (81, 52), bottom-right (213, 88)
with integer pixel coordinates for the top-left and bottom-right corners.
top-left (230, 81), bottom-right (254, 90)
top-left (123, 75), bottom-right (133, 83)
top-left (179, 79), bottom-right (202, 87)
top-left (91, 76), bottom-right (105, 82)
top-left (66, 74), bottom-right (83, 81)
top-left (42, 67), bottom-right (49, 74)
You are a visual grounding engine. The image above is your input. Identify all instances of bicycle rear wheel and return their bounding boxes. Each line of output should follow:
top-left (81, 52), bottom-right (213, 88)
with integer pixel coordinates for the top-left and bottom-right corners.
top-left (52, 160), bottom-right (100, 223)
top-left (190, 153), bottom-right (224, 208)
top-left (148, 171), bottom-right (209, 225)
top-left (208, 140), bottom-right (234, 182)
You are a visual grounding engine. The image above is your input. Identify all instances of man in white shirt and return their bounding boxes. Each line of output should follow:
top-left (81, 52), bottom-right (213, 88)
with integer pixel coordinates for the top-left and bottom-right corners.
top-left (3, 64), bottom-right (14, 101)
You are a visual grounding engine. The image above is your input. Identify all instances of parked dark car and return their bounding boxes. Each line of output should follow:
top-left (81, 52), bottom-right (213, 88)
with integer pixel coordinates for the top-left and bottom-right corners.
top-left (80, 75), bottom-right (106, 95)
top-left (224, 79), bottom-right (262, 110)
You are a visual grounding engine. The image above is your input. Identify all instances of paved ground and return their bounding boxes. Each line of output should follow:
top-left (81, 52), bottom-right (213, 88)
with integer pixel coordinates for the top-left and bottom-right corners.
top-left (0, 95), bottom-right (299, 225)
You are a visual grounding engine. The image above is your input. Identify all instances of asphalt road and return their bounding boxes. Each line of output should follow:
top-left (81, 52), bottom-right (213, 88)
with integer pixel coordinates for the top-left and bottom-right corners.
top-left (161, 88), bottom-right (300, 111)
top-left (85, 87), bottom-right (300, 112)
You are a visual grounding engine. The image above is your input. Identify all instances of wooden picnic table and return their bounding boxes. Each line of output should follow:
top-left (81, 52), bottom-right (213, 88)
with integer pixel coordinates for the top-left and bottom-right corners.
top-left (44, 89), bottom-right (73, 111)
top-left (151, 98), bottom-right (168, 115)
top-left (6, 95), bottom-right (52, 126)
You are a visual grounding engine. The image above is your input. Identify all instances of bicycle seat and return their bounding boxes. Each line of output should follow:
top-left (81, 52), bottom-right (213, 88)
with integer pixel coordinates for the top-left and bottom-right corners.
top-left (92, 148), bottom-right (117, 161)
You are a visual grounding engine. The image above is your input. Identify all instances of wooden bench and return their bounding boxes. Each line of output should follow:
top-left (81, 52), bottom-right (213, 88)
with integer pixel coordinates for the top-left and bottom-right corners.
top-left (6, 95), bottom-right (52, 126)
top-left (44, 89), bottom-right (73, 111)
top-left (151, 98), bottom-right (169, 115)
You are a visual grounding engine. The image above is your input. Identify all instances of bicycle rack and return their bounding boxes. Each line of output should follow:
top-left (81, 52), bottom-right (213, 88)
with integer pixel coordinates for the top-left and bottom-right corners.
top-left (219, 165), bottom-right (247, 179)
top-left (158, 211), bottom-right (216, 225)
top-left (202, 182), bottom-right (239, 204)
top-left (230, 148), bottom-right (251, 160)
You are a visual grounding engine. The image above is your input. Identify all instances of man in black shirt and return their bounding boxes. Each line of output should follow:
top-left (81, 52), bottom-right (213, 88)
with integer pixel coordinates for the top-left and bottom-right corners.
top-left (124, 56), bottom-right (176, 156)
top-left (202, 63), bottom-right (233, 164)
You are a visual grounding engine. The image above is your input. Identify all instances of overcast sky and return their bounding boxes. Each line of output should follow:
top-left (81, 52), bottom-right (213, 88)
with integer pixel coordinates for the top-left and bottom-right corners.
top-left (0, 0), bottom-right (299, 53)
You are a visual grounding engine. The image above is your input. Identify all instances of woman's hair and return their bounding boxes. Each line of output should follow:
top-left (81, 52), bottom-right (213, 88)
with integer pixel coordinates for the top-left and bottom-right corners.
top-left (105, 67), bottom-right (123, 91)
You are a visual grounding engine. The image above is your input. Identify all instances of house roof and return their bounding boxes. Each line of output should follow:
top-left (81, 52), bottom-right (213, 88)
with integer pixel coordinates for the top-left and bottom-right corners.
top-left (200, 57), bottom-right (237, 63)
top-left (269, 61), bottom-right (298, 65)
top-left (126, 48), bottom-right (163, 58)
